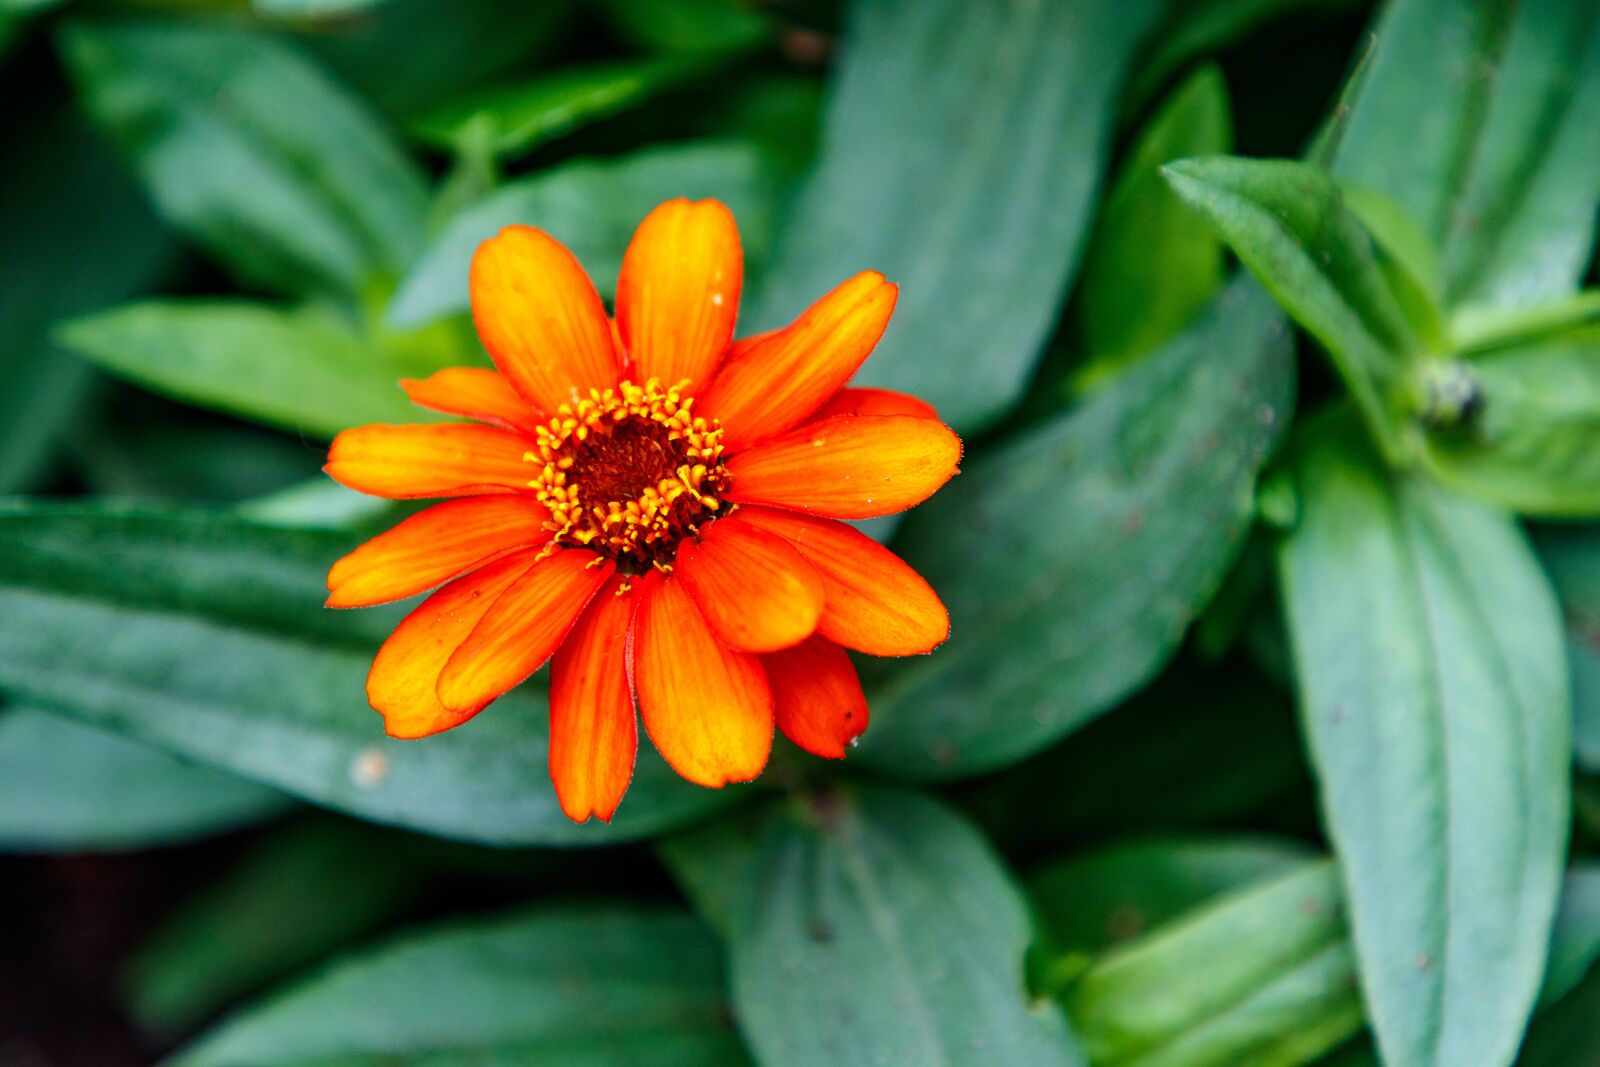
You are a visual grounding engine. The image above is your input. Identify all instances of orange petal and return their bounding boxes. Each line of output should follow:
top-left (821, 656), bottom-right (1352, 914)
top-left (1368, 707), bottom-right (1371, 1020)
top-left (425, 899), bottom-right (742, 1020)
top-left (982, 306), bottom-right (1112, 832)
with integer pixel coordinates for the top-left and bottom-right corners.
top-left (401, 367), bottom-right (545, 435)
top-left (735, 506), bottom-right (949, 656)
top-left (325, 423), bottom-right (534, 499)
top-left (436, 549), bottom-right (614, 712)
top-left (616, 198), bottom-right (742, 391)
top-left (811, 386), bottom-right (938, 422)
top-left (633, 571), bottom-right (772, 788)
top-left (326, 496), bottom-right (552, 608)
top-left (366, 550), bottom-right (540, 739)
top-left (700, 272), bottom-right (898, 449)
top-left (764, 635), bottom-right (868, 758)
top-left (549, 576), bottom-right (638, 823)
top-left (724, 415), bottom-right (961, 519)
top-left (470, 225), bottom-right (620, 413)
top-left (674, 515), bottom-right (824, 652)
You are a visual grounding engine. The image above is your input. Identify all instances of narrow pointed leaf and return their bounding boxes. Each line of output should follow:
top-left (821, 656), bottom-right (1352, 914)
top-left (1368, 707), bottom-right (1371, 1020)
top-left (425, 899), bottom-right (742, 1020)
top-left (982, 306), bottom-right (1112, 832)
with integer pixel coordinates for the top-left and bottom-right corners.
top-left (1072, 64), bottom-right (1231, 391)
top-left (411, 56), bottom-right (715, 159)
top-left (1066, 860), bottom-right (1362, 1067)
top-left (1278, 414), bottom-right (1571, 1067)
top-left (1163, 155), bottom-right (1419, 458)
top-left (58, 300), bottom-right (433, 440)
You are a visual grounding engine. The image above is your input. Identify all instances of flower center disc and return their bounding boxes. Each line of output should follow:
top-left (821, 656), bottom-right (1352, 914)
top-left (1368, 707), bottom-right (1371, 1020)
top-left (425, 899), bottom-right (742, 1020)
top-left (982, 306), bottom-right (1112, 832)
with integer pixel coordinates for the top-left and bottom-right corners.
top-left (528, 378), bottom-right (730, 572)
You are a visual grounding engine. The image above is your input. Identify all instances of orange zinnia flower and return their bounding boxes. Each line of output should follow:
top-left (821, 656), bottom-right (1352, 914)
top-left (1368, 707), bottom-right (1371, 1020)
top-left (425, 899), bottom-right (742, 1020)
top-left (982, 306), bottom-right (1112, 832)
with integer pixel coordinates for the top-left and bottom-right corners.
top-left (325, 199), bottom-right (959, 822)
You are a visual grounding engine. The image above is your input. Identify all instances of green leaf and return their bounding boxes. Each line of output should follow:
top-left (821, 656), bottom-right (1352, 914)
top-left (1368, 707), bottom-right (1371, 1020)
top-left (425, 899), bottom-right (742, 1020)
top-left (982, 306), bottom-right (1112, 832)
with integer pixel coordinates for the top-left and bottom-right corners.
top-left (1163, 155), bottom-right (1421, 460)
top-left (1417, 327), bottom-right (1600, 516)
top-left (411, 56), bottom-right (717, 159)
top-left (1125, 0), bottom-right (1365, 118)
top-left (1030, 836), bottom-right (1315, 964)
top-left (74, 420), bottom-right (323, 506)
top-left (597, 0), bottom-right (768, 54)
top-left (1286, 864), bottom-right (1600, 1067)
top-left (1534, 523), bottom-right (1600, 773)
top-left (860, 277), bottom-right (1291, 779)
top-left (0, 705), bottom-right (289, 853)
top-left (1542, 864), bottom-right (1600, 1008)
top-left (1060, 860), bottom-right (1600, 1067)
top-left (254, 0), bottom-right (389, 16)
top-left (1332, 0), bottom-right (1600, 310)
top-left (1278, 412), bottom-right (1571, 1067)
top-left (0, 109), bottom-right (173, 493)
top-left (1066, 860), bottom-right (1363, 1067)
top-left (300, 0), bottom-right (577, 120)
top-left (1515, 967), bottom-right (1600, 1067)
top-left (389, 139), bottom-right (783, 328)
top-left (1071, 64), bottom-right (1231, 392)
top-left (58, 299), bottom-right (434, 440)
top-left (960, 656), bottom-right (1314, 851)
top-left (673, 786), bottom-right (1085, 1067)
top-left (123, 818), bottom-right (426, 1037)
top-left (1340, 182), bottom-right (1448, 347)
top-left (746, 0), bottom-right (1165, 431)
top-left (168, 906), bottom-right (748, 1066)
top-left (1451, 289), bottom-right (1600, 354)
top-left (0, 502), bottom-right (735, 846)
top-left (61, 18), bottom-right (429, 299)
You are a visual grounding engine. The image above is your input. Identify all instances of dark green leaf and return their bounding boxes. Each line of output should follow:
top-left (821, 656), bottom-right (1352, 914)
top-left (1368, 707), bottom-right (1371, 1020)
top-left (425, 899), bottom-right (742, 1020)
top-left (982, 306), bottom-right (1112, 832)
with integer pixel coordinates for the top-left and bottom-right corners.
top-left (1515, 967), bottom-right (1600, 1067)
top-left (1071, 64), bottom-right (1231, 392)
top-left (1419, 327), bottom-right (1600, 516)
top-left (861, 277), bottom-right (1291, 779)
top-left (61, 18), bottom-right (429, 299)
top-left (746, 0), bottom-right (1165, 431)
top-left (1030, 835), bottom-right (1314, 963)
top-left (389, 140), bottom-right (783, 327)
top-left (1333, 0), bottom-right (1600, 310)
top-left (254, 0), bottom-right (389, 16)
top-left (597, 0), bottom-right (768, 54)
top-left (301, 0), bottom-right (576, 119)
top-left (58, 299), bottom-right (435, 440)
top-left (74, 420), bottom-right (323, 506)
top-left (0, 110), bottom-right (173, 493)
top-left (411, 56), bottom-right (717, 159)
top-left (1534, 523), bottom-right (1600, 772)
top-left (674, 786), bottom-right (1084, 1067)
top-left (1125, 0), bottom-right (1365, 118)
top-left (0, 503), bottom-right (735, 846)
top-left (0, 705), bottom-right (289, 853)
top-left (168, 906), bottom-right (748, 1066)
top-left (1278, 412), bottom-right (1571, 1067)
top-left (960, 656), bottom-right (1314, 850)
top-left (124, 818), bottom-right (426, 1037)
top-left (1542, 864), bottom-right (1600, 1008)
top-left (1163, 156), bottom-right (1421, 459)
top-left (1066, 860), bottom-right (1362, 1067)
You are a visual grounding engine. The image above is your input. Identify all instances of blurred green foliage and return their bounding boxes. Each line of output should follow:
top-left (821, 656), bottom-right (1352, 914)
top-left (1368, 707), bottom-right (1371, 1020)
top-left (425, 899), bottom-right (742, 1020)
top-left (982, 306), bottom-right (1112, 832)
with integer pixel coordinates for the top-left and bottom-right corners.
top-left (1, 0), bottom-right (1598, 1064)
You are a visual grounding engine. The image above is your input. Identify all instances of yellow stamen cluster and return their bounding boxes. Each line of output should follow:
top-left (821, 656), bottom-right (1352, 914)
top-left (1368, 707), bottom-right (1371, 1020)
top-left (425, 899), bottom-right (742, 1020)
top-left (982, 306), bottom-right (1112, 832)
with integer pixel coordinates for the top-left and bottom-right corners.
top-left (527, 378), bottom-right (730, 572)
